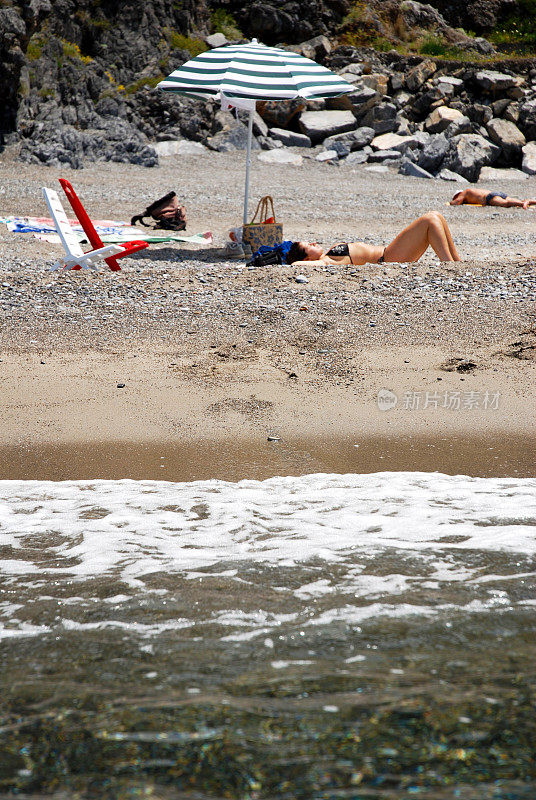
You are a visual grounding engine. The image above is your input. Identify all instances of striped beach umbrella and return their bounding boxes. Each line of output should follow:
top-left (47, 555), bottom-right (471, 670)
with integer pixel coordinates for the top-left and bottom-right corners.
top-left (158, 39), bottom-right (352, 224)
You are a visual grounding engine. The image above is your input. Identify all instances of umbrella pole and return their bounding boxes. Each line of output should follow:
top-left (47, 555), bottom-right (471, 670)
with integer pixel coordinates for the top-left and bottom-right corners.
top-left (243, 108), bottom-right (254, 226)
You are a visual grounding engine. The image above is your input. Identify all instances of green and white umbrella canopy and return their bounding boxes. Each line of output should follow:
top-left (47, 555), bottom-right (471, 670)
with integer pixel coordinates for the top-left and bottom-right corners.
top-left (158, 38), bottom-right (353, 101)
top-left (158, 39), bottom-right (353, 225)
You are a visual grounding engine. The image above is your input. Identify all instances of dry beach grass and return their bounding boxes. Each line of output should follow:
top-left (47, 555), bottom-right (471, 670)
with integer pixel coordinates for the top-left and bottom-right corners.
top-left (0, 151), bottom-right (535, 474)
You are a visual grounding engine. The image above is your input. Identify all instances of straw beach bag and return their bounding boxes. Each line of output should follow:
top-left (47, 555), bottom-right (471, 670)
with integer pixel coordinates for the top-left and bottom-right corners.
top-left (242, 196), bottom-right (283, 250)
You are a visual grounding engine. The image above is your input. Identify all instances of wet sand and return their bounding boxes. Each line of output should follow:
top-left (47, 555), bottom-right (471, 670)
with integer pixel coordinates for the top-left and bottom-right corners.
top-left (2, 432), bottom-right (536, 481)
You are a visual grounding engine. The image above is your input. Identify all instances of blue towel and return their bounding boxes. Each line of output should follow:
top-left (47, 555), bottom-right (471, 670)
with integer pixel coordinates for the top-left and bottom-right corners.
top-left (253, 240), bottom-right (294, 265)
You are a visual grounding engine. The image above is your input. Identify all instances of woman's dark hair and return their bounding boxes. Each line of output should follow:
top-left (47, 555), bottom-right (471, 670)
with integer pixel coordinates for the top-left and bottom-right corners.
top-left (287, 241), bottom-right (308, 264)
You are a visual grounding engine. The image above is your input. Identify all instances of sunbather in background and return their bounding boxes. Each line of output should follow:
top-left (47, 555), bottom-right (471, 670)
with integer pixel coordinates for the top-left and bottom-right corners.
top-left (287, 211), bottom-right (460, 266)
top-left (450, 187), bottom-right (536, 208)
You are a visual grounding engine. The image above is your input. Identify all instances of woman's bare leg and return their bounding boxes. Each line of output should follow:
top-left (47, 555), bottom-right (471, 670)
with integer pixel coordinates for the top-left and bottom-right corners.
top-left (383, 212), bottom-right (461, 262)
top-left (439, 213), bottom-right (461, 260)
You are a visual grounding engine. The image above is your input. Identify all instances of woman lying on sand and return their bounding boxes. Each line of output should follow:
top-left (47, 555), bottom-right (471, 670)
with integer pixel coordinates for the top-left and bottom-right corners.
top-left (450, 187), bottom-right (536, 208)
top-left (287, 211), bottom-right (461, 266)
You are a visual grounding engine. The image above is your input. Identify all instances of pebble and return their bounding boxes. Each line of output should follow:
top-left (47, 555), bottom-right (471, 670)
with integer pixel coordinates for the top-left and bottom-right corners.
top-left (267, 435), bottom-right (281, 441)
top-left (295, 275), bottom-right (309, 284)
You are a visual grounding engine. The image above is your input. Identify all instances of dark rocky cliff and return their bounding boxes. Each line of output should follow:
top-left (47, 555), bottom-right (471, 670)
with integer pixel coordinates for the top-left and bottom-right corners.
top-left (1, 0), bottom-right (210, 154)
top-left (425, 0), bottom-right (518, 32)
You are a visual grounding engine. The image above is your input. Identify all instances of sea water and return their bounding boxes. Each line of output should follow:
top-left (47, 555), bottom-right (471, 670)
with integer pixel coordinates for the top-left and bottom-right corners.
top-left (1, 472), bottom-right (535, 799)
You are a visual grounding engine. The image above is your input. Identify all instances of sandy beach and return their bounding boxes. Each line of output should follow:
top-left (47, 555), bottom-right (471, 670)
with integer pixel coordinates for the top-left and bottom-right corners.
top-left (1, 152), bottom-right (535, 476)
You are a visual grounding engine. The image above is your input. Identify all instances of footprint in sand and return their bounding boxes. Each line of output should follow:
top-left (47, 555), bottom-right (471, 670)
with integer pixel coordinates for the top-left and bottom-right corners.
top-left (439, 357), bottom-right (478, 373)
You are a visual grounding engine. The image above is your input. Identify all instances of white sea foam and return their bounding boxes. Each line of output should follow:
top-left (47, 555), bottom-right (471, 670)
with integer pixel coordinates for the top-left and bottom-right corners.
top-left (1, 473), bottom-right (535, 579)
top-left (0, 473), bottom-right (535, 639)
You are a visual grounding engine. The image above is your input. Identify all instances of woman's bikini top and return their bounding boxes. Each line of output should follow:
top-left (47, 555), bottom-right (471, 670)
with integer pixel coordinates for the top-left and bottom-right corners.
top-left (326, 243), bottom-right (350, 258)
top-left (326, 242), bottom-right (386, 264)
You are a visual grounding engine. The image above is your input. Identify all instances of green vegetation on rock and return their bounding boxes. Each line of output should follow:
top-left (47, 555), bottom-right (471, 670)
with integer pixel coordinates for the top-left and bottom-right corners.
top-left (418, 34), bottom-right (466, 58)
top-left (211, 8), bottom-right (242, 40)
top-left (124, 75), bottom-right (164, 95)
top-left (26, 34), bottom-right (45, 61)
top-left (62, 40), bottom-right (93, 64)
top-left (489, 0), bottom-right (536, 53)
top-left (166, 29), bottom-right (208, 57)
top-left (74, 9), bottom-right (111, 30)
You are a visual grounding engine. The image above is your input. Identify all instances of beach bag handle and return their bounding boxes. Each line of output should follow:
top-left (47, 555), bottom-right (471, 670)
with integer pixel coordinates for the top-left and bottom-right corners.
top-left (249, 195), bottom-right (276, 224)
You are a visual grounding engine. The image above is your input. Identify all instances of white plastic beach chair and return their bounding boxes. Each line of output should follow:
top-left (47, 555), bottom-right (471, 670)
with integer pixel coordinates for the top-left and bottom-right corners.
top-left (43, 187), bottom-right (124, 270)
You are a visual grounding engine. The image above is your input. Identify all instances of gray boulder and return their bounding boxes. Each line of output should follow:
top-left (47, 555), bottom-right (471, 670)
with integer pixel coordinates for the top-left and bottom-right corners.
top-left (405, 59), bottom-right (437, 93)
top-left (465, 104), bottom-right (493, 126)
top-left (396, 114), bottom-right (412, 135)
top-left (409, 88), bottom-right (443, 118)
top-left (337, 72), bottom-right (364, 86)
top-left (340, 63), bottom-right (365, 78)
top-left (316, 149), bottom-right (338, 162)
top-left (436, 76), bottom-right (464, 97)
top-left (459, 38), bottom-right (496, 56)
top-left (371, 132), bottom-right (421, 153)
top-left (361, 102), bottom-right (398, 134)
top-left (486, 118), bottom-right (526, 161)
top-left (417, 133), bottom-right (449, 173)
top-left (268, 128), bottom-right (312, 147)
top-left (389, 72), bottom-right (404, 93)
top-left (425, 106), bottom-right (465, 134)
top-left (207, 116), bottom-right (260, 152)
top-left (328, 84), bottom-right (379, 118)
top-left (324, 127), bottom-right (374, 152)
top-left (257, 136), bottom-right (283, 150)
top-left (323, 126), bottom-right (375, 152)
top-left (479, 166), bottom-right (528, 181)
top-left (253, 112), bottom-right (269, 138)
top-left (474, 71), bottom-right (519, 93)
top-left (444, 115), bottom-right (472, 137)
top-left (292, 35), bottom-right (332, 61)
top-left (442, 133), bottom-right (500, 182)
top-left (413, 131), bottom-right (432, 147)
top-left (438, 168), bottom-right (468, 182)
top-left (393, 90), bottom-right (413, 110)
top-left (369, 149), bottom-right (402, 162)
top-left (399, 159), bottom-right (434, 179)
top-left (206, 33), bottom-right (228, 48)
top-left (491, 98), bottom-right (511, 117)
top-left (522, 141), bottom-right (536, 175)
top-left (343, 149), bottom-right (371, 165)
top-left (257, 149), bottom-right (303, 165)
top-left (505, 102), bottom-right (520, 124)
top-left (518, 99), bottom-right (536, 141)
top-left (298, 110), bottom-right (357, 144)
top-left (329, 140), bottom-right (351, 158)
top-left (400, 1), bottom-right (446, 30)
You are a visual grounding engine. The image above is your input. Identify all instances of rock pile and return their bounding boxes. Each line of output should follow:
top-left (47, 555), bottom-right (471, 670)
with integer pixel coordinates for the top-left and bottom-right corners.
top-left (2, 0), bottom-right (536, 181)
top-left (248, 55), bottom-right (536, 182)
